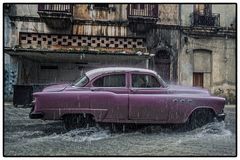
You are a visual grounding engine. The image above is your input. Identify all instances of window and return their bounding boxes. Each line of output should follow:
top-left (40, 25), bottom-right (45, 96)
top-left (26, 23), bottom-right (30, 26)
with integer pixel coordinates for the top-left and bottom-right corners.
top-left (73, 75), bottom-right (89, 87)
top-left (132, 4), bottom-right (138, 9)
top-left (93, 74), bottom-right (125, 87)
top-left (140, 4), bottom-right (144, 10)
top-left (194, 4), bottom-right (212, 15)
top-left (40, 65), bottom-right (58, 70)
top-left (132, 74), bottom-right (160, 88)
top-left (94, 4), bottom-right (109, 9)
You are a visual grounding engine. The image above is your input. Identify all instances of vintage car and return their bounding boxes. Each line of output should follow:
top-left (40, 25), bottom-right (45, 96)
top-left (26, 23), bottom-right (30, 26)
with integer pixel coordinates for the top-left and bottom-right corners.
top-left (29, 67), bottom-right (226, 130)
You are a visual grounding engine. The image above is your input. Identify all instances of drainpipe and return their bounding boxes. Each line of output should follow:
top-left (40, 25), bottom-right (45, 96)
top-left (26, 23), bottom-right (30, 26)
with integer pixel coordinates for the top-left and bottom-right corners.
top-left (178, 4), bottom-right (182, 85)
top-left (146, 58), bottom-right (149, 69)
top-left (224, 34), bottom-right (228, 84)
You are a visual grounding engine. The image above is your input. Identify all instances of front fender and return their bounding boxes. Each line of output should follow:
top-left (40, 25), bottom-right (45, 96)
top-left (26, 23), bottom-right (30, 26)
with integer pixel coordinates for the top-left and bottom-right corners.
top-left (183, 106), bottom-right (217, 123)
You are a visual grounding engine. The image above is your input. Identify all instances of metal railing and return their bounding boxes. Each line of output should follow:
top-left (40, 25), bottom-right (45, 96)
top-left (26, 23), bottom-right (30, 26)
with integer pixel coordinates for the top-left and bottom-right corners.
top-left (127, 4), bottom-right (158, 18)
top-left (38, 4), bottom-right (72, 13)
top-left (190, 12), bottom-right (220, 27)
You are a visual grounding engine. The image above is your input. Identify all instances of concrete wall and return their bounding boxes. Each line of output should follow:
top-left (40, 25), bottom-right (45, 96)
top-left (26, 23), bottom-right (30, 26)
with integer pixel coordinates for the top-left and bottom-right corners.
top-left (14, 4), bottom-right (39, 17)
top-left (212, 4), bottom-right (236, 28)
top-left (179, 35), bottom-right (236, 103)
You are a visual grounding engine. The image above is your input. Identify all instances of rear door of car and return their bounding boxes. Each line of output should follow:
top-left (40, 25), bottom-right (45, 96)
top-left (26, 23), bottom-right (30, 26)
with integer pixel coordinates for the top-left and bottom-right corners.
top-left (90, 73), bottom-right (129, 120)
top-left (128, 72), bottom-right (170, 121)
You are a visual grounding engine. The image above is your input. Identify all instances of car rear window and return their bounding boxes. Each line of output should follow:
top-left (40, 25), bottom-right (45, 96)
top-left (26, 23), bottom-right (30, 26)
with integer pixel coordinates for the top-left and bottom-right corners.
top-left (93, 74), bottom-right (125, 87)
top-left (132, 74), bottom-right (160, 88)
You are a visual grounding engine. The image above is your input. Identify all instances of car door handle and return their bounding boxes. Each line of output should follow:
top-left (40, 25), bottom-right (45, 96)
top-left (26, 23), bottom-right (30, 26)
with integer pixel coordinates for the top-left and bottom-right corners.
top-left (129, 89), bottom-right (136, 92)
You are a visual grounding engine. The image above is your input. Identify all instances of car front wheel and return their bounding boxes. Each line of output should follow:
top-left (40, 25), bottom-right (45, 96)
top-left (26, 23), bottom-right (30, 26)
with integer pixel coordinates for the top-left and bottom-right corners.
top-left (188, 110), bottom-right (214, 130)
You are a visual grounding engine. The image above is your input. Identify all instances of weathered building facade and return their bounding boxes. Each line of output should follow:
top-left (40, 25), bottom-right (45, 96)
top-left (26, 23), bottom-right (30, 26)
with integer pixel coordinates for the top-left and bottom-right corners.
top-left (4, 4), bottom-right (236, 103)
top-left (179, 4), bottom-right (236, 103)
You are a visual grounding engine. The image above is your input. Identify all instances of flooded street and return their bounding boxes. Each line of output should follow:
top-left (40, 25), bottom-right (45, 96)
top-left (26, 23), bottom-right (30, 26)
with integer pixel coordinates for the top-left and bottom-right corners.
top-left (4, 103), bottom-right (236, 156)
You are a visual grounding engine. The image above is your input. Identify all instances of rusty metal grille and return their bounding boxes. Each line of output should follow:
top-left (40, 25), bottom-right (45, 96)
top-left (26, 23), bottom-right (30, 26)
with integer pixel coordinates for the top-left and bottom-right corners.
top-left (190, 12), bottom-right (220, 27)
top-left (127, 4), bottom-right (158, 18)
top-left (38, 4), bottom-right (72, 13)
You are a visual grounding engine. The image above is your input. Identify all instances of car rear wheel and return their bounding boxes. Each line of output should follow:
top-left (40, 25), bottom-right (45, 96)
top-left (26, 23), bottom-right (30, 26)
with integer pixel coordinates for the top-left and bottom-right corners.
top-left (63, 114), bottom-right (87, 130)
top-left (188, 109), bottom-right (214, 130)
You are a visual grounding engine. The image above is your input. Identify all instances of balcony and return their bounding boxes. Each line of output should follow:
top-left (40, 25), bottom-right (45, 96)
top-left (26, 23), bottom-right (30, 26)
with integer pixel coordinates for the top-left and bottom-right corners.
top-left (190, 12), bottom-right (220, 27)
top-left (127, 4), bottom-right (158, 33)
top-left (37, 4), bottom-right (73, 29)
top-left (127, 4), bottom-right (158, 19)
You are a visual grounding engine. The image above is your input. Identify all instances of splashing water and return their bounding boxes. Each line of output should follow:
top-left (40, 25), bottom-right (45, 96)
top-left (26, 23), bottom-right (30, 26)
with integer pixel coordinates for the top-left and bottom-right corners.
top-left (30, 127), bottom-right (111, 143)
top-left (194, 121), bottom-right (232, 138)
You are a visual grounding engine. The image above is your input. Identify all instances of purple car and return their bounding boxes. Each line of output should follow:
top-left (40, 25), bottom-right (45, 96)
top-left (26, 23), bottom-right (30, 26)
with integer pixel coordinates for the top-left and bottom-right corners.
top-left (29, 67), bottom-right (225, 130)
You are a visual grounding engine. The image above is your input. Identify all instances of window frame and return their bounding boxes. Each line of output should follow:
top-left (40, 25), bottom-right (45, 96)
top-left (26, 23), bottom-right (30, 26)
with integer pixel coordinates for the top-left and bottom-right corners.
top-left (73, 74), bottom-right (89, 87)
top-left (93, 4), bottom-right (110, 10)
top-left (91, 73), bottom-right (127, 88)
top-left (130, 72), bottom-right (162, 88)
top-left (193, 4), bottom-right (212, 16)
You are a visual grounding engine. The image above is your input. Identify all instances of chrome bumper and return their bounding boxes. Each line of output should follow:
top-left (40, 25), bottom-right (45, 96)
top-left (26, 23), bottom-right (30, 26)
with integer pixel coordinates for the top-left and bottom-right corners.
top-left (216, 113), bottom-right (226, 121)
top-left (29, 102), bottom-right (44, 119)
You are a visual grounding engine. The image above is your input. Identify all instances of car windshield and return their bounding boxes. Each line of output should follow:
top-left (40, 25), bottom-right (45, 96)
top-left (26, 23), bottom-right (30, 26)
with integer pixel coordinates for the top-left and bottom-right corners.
top-left (73, 75), bottom-right (89, 87)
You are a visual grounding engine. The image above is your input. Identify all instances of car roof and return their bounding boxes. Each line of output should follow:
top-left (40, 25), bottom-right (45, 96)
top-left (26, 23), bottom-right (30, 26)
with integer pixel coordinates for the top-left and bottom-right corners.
top-left (85, 67), bottom-right (157, 80)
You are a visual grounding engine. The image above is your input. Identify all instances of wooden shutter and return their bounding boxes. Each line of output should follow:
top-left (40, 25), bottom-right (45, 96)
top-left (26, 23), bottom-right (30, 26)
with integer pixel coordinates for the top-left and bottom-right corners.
top-left (193, 72), bottom-right (204, 87)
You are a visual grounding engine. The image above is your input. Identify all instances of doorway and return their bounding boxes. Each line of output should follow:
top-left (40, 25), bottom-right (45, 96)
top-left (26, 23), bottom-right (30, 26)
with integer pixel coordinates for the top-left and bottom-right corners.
top-left (193, 72), bottom-right (204, 87)
top-left (154, 50), bottom-right (170, 82)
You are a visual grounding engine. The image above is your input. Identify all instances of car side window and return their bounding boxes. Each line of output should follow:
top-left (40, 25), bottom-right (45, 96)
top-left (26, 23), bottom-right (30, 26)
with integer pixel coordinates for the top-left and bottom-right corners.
top-left (93, 74), bottom-right (125, 87)
top-left (132, 74), bottom-right (160, 88)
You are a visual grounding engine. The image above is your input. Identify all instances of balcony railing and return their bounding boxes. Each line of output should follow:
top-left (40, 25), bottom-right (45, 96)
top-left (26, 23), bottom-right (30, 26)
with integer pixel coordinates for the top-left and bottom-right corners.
top-left (190, 12), bottom-right (220, 27)
top-left (127, 4), bottom-right (158, 18)
top-left (38, 4), bottom-right (72, 13)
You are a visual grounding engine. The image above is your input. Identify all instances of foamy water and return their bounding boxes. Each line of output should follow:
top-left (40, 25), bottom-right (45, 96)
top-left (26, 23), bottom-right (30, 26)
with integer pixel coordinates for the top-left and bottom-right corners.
top-left (29, 127), bottom-right (111, 143)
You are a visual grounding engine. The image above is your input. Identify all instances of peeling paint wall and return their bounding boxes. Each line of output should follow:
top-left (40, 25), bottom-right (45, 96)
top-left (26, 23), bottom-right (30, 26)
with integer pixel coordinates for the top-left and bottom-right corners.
top-left (73, 24), bottom-right (127, 36)
top-left (158, 4), bottom-right (179, 25)
top-left (146, 28), bottom-right (180, 82)
top-left (73, 4), bottom-right (128, 36)
top-left (73, 4), bottom-right (128, 21)
top-left (14, 4), bottom-right (39, 17)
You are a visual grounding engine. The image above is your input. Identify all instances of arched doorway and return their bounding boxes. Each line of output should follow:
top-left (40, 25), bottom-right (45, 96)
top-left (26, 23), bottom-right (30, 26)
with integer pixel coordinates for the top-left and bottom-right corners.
top-left (154, 50), bottom-right (170, 82)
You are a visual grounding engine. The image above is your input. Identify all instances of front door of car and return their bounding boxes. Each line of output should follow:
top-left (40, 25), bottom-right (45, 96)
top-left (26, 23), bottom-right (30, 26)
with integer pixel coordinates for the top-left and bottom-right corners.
top-left (90, 73), bottom-right (129, 120)
top-left (129, 73), bottom-right (170, 121)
